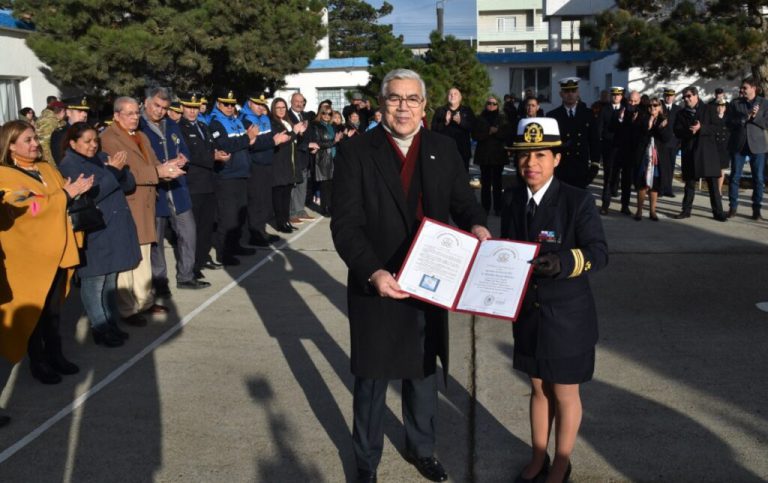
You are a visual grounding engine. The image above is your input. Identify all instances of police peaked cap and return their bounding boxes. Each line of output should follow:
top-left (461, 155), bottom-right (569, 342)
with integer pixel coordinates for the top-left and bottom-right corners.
top-left (65, 96), bottom-right (89, 111)
top-left (179, 93), bottom-right (203, 107)
top-left (215, 88), bottom-right (238, 104)
top-left (559, 77), bottom-right (580, 91)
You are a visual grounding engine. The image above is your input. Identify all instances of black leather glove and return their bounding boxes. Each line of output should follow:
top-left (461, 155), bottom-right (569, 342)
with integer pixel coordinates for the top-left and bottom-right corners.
top-left (530, 253), bottom-right (561, 277)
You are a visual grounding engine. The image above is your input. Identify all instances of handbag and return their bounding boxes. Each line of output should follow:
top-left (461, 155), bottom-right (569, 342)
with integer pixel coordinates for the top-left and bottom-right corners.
top-left (68, 194), bottom-right (105, 233)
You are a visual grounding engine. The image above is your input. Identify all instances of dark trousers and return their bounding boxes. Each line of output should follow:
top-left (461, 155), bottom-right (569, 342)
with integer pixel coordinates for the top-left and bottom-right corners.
top-left (479, 165), bottom-right (504, 214)
top-left (319, 179), bottom-right (333, 216)
top-left (27, 269), bottom-right (66, 364)
top-left (272, 184), bottom-right (292, 227)
top-left (602, 146), bottom-right (631, 209)
top-left (661, 146), bottom-right (678, 195)
top-left (191, 192), bottom-right (216, 269)
top-left (247, 163), bottom-right (274, 236)
top-left (681, 177), bottom-right (724, 216)
top-left (352, 374), bottom-right (437, 472)
top-left (214, 178), bottom-right (248, 259)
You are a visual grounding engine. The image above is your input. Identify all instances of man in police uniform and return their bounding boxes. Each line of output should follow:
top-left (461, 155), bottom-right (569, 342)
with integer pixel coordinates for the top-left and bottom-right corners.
top-left (50, 97), bottom-right (91, 163)
top-left (546, 77), bottom-right (599, 188)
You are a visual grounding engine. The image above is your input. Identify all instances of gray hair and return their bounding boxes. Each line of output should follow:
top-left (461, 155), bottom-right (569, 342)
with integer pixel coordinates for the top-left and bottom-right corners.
top-left (114, 96), bottom-right (139, 113)
top-left (145, 86), bottom-right (171, 102)
top-left (380, 69), bottom-right (427, 101)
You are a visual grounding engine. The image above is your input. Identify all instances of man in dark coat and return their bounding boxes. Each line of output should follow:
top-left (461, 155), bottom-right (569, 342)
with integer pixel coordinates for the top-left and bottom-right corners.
top-left (431, 87), bottom-right (476, 171)
top-left (177, 93), bottom-right (230, 278)
top-left (596, 86), bottom-right (626, 214)
top-left (331, 68), bottom-right (489, 483)
top-left (287, 92), bottom-right (315, 222)
top-left (139, 87), bottom-right (210, 291)
top-left (672, 86), bottom-right (727, 221)
top-left (546, 77), bottom-right (599, 189)
top-left (661, 88), bottom-right (681, 197)
top-left (726, 76), bottom-right (767, 220)
top-left (50, 97), bottom-right (90, 164)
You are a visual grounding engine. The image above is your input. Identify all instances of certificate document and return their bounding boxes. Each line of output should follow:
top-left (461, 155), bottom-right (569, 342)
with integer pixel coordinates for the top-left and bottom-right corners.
top-left (397, 218), bottom-right (540, 321)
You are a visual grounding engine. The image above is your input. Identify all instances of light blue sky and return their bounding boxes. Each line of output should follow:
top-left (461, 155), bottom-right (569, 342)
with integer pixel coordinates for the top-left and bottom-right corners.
top-left (368, 0), bottom-right (477, 44)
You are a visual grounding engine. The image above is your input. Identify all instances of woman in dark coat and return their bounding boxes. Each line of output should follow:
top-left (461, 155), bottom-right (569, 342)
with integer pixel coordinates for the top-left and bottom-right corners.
top-left (58, 122), bottom-right (141, 347)
top-left (308, 107), bottom-right (341, 216)
top-left (633, 98), bottom-right (672, 220)
top-left (712, 98), bottom-right (731, 194)
top-left (270, 97), bottom-right (308, 233)
top-left (472, 96), bottom-right (512, 215)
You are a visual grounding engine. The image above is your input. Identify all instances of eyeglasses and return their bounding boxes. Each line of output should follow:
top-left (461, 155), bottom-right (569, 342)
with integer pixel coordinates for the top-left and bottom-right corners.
top-left (683, 94), bottom-right (695, 99)
top-left (486, 101), bottom-right (498, 105)
top-left (384, 94), bottom-right (424, 108)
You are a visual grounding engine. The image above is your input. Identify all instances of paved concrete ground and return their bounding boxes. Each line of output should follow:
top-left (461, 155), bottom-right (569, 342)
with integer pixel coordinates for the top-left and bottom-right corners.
top-left (1, 177), bottom-right (767, 482)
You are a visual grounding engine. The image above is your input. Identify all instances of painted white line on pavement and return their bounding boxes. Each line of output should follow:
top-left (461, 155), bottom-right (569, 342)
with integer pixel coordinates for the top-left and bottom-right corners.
top-left (0, 218), bottom-right (325, 464)
top-left (756, 302), bottom-right (768, 313)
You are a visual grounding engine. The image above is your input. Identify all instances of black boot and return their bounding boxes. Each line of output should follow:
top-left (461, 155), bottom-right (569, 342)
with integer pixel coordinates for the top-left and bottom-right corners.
top-left (108, 323), bottom-right (130, 340)
top-left (92, 327), bottom-right (124, 347)
top-left (30, 361), bottom-right (62, 384)
top-left (47, 336), bottom-right (79, 375)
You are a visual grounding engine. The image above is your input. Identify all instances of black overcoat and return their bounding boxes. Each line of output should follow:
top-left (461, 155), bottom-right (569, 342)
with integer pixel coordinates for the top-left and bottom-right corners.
top-left (500, 179), bottom-right (607, 359)
top-left (271, 120), bottom-right (298, 187)
top-left (178, 117), bottom-right (216, 195)
top-left (673, 102), bottom-right (721, 179)
top-left (331, 125), bottom-right (486, 379)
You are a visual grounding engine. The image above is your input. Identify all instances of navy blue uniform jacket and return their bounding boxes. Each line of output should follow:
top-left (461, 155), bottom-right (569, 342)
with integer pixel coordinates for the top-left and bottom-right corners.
top-left (500, 179), bottom-right (607, 359)
top-left (139, 117), bottom-right (192, 216)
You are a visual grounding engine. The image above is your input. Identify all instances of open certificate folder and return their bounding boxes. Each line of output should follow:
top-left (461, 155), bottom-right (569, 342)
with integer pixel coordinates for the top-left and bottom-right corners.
top-left (396, 218), bottom-right (540, 321)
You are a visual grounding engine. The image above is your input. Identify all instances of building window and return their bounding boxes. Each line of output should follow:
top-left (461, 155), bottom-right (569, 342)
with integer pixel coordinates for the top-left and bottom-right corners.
top-left (316, 87), bottom-right (358, 110)
top-left (576, 65), bottom-right (590, 82)
top-left (0, 78), bottom-right (21, 125)
top-left (509, 67), bottom-right (551, 103)
top-left (497, 17), bottom-right (516, 32)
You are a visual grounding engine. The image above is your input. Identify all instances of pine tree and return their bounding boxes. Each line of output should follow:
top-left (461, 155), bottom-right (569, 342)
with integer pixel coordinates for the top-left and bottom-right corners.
top-left (581, 1), bottom-right (768, 90)
top-left (327, 0), bottom-right (394, 58)
top-left (12, 0), bottom-right (326, 98)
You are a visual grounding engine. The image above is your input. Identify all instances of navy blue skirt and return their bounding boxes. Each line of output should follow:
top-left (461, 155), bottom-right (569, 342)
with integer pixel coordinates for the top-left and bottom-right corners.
top-left (513, 348), bottom-right (595, 385)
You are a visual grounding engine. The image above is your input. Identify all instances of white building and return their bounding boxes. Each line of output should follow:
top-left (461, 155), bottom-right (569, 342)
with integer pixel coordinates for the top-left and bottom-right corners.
top-left (274, 57), bottom-right (371, 114)
top-left (476, 0), bottom-right (583, 53)
top-left (0, 10), bottom-right (60, 124)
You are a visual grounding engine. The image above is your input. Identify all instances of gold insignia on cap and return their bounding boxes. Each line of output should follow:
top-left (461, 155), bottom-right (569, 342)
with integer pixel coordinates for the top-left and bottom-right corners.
top-left (227, 91), bottom-right (234, 100)
top-left (81, 97), bottom-right (88, 107)
top-left (191, 94), bottom-right (198, 103)
top-left (523, 122), bottom-right (544, 144)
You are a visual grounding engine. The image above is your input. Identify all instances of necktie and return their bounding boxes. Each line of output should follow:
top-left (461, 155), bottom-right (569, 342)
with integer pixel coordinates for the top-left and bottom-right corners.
top-left (526, 198), bottom-right (537, 229)
top-left (569, 108), bottom-right (574, 118)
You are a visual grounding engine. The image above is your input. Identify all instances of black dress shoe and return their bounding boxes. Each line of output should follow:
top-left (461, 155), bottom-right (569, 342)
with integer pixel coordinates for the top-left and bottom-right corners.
top-left (620, 206), bottom-right (632, 215)
top-left (514, 453), bottom-right (550, 483)
top-left (356, 469), bottom-right (377, 482)
top-left (202, 261), bottom-right (223, 270)
top-left (92, 328), bottom-right (124, 347)
top-left (177, 279), bottom-right (211, 289)
top-left (277, 224), bottom-right (293, 234)
top-left (673, 212), bottom-right (691, 219)
top-left (193, 270), bottom-right (205, 279)
top-left (752, 211), bottom-right (764, 221)
top-left (30, 361), bottom-right (62, 384)
top-left (248, 234), bottom-right (271, 246)
top-left (714, 212), bottom-right (728, 222)
top-left (409, 456), bottom-right (448, 482)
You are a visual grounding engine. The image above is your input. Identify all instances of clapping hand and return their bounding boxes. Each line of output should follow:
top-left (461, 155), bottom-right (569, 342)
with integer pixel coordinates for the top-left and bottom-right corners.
top-left (214, 149), bottom-right (231, 162)
top-left (63, 174), bottom-right (95, 198)
top-left (107, 151), bottom-right (128, 170)
top-left (308, 142), bottom-right (320, 154)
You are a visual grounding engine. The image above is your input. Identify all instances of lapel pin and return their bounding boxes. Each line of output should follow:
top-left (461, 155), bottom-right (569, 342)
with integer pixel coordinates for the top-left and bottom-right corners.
top-left (430, 155), bottom-right (436, 159)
